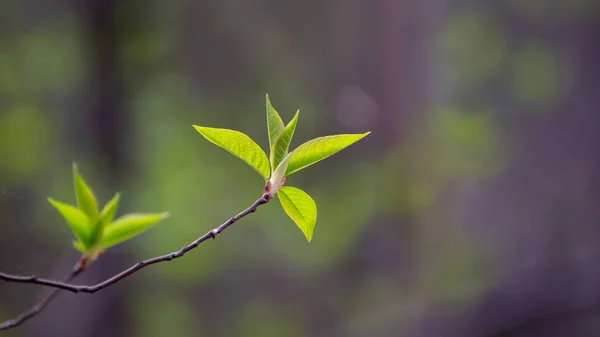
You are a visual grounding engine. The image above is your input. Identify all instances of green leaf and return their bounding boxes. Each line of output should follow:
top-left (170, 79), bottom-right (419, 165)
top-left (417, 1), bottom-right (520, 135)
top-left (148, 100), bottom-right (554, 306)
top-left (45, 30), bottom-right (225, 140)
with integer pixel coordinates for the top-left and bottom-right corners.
top-left (48, 198), bottom-right (91, 247)
top-left (100, 212), bottom-right (170, 249)
top-left (72, 240), bottom-right (88, 254)
top-left (278, 186), bottom-right (317, 242)
top-left (89, 192), bottom-right (121, 246)
top-left (72, 163), bottom-right (99, 220)
top-left (193, 126), bottom-right (270, 180)
top-left (270, 110), bottom-right (299, 170)
top-left (285, 132), bottom-right (371, 176)
top-left (266, 94), bottom-right (285, 148)
top-left (100, 192), bottom-right (121, 226)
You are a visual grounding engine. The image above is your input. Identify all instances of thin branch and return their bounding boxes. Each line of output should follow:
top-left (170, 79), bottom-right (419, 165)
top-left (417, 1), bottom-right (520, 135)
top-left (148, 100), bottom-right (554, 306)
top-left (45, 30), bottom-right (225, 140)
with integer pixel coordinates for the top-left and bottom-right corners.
top-left (0, 193), bottom-right (270, 297)
top-left (0, 258), bottom-right (87, 331)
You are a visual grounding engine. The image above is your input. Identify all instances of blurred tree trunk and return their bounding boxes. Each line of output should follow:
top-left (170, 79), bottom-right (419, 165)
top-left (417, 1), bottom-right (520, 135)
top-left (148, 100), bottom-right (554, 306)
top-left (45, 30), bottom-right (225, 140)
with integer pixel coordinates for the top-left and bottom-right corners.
top-left (29, 0), bottom-right (134, 336)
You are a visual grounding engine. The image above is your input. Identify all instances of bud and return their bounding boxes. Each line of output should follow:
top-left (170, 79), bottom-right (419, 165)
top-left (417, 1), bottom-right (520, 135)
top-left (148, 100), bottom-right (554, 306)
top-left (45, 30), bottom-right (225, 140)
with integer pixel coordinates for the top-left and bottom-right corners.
top-left (266, 153), bottom-right (291, 196)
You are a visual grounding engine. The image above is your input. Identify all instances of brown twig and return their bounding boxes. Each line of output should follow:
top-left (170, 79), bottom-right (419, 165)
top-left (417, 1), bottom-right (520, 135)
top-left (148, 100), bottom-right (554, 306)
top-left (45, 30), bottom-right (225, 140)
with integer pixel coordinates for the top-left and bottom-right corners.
top-left (0, 257), bottom-right (87, 331)
top-left (0, 194), bottom-right (270, 331)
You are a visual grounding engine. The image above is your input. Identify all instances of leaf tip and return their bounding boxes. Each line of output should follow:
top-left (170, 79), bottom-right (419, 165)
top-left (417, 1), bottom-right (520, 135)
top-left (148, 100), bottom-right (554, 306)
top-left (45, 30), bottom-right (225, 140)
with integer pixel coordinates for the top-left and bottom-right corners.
top-left (291, 109), bottom-right (300, 122)
top-left (193, 125), bottom-right (211, 137)
top-left (109, 192), bottom-right (122, 208)
top-left (305, 233), bottom-right (313, 242)
top-left (46, 197), bottom-right (67, 209)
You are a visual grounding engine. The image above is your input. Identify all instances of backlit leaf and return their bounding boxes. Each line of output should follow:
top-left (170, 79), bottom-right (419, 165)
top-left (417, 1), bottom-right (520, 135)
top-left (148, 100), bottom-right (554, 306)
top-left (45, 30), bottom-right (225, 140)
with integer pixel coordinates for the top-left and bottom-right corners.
top-left (193, 126), bottom-right (270, 179)
top-left (270, 110), bottom-right (299, 170)
top-left (73, 163), bottom-right (99, 220)
top-left (285, 132), bottom-right (371, 176)
top-left (278, 186), bottom-right (317, 242)
top-left (266, 94), bottom-right (285, 148)
top-left (101, 212), bottom-right (170, 249)
top-left (48, 198), bottom-right (91, 247)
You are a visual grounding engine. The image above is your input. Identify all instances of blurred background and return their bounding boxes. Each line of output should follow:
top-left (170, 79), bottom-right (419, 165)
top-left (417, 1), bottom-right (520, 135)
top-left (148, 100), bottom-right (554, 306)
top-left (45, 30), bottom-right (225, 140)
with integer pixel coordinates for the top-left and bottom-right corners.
top-left (1, 0), bottom-right (599, 336)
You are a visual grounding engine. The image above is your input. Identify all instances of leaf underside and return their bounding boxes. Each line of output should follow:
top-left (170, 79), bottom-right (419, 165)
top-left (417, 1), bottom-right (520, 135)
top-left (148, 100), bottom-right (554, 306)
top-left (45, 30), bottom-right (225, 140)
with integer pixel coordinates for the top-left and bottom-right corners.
top-left (278, 186), bottom-right (317, 242)
top-left (270, 110), bottom-right (299, 171)
top-left (286, 132), bottom-right (371, 176)
top-left (266, 94), bottom-right (285, 148)
top-left (193, 126), bottom-right (270, 180)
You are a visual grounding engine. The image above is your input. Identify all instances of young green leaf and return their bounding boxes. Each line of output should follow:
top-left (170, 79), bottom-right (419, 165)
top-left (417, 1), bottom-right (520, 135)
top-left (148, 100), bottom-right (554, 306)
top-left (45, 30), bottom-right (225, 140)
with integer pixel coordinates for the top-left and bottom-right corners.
top-left (285, 132), bottom-right (371, 176)
top-left (266, 94), bottom-right (285, 148)
top-left (88, 219), bottom-right (104, 248)
top-left (278, 186), bottom-right (317, 242)
top-left (72, 240), bottom-right (88, 254)
top-left (193, 126), bottom-right (270, 180)
top-left (48, 198), bottom-right (91, 248)
top-left (89, 193), bottom-right (121, 247)
top-left (100, 212), bottom-right (170, 249)
top-left (270, 110), bottom-right (299, 170)
top-left (100, 192), bottom-right (121, 226)
top-left (73, 163), bottom-right (99, 220)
